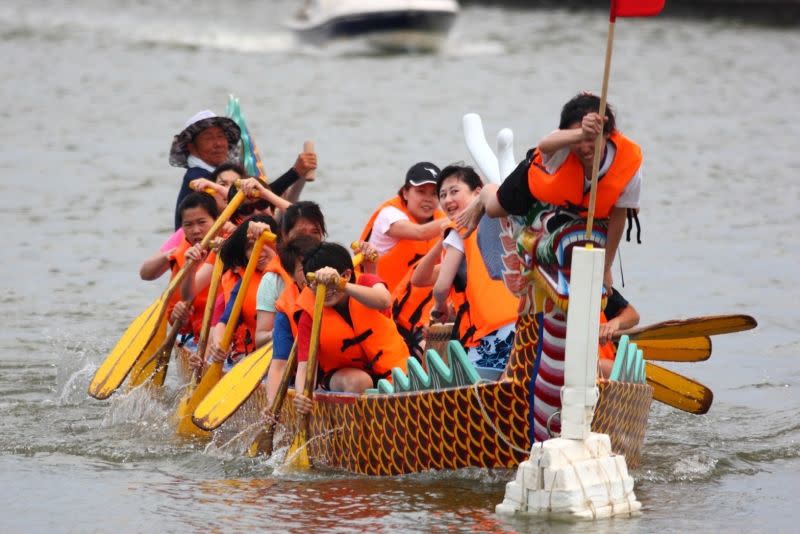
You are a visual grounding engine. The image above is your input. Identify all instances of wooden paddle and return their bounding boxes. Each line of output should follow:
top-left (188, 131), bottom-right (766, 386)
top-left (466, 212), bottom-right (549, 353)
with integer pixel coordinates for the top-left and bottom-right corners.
top-left (284, 281), bottom-right (326, 469)
top-left (127, 313), bottom-right (186, 389)
top-left (247, 341), bottom-right (298, 457)
top-left (191, 341), bottom-right (274, 431)
top-left (175, 229), bottom-right (276, 438)
top-left (634, 336), bottom-right (711, 363)
top-left (174, 253), bottom-right (224, 438)
top-left (646, 362), bottom-right (713, 415)
top-left (125, 312), bottom-right (168, 389)
top-left (618, 314), bottom-right (757, 341)
top-left (88, 190), bottom-right (247, 400)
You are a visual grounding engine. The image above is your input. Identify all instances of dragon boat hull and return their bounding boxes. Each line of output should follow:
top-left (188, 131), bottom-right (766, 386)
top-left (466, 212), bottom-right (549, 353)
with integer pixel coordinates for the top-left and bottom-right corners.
top-left (177, 310), bottom-right (652, 476)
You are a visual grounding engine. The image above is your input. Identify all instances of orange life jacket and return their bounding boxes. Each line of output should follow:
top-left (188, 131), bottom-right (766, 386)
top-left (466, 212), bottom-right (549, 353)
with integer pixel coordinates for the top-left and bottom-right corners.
top-left (391, 268), bottom-right (435, 334)
top-left (359, 196), bottom-right (445, 292)
top-left (445, 225), bottom-right (520, 348)
top-left (275, 280), bottom-right (302, 337)
top-left (220, 266), bottom-right (266, 356)
top-left (295, 285), bottom-right (409, 380)
top-left (527, 131), bottom-right (642, 219)
top-left (598, 312), bottom-right (616, 361)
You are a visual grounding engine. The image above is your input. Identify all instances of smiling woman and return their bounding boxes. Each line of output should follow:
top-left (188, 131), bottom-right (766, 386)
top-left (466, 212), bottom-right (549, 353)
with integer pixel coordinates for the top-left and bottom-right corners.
top-left (357, 162), bottom-right (448, 358)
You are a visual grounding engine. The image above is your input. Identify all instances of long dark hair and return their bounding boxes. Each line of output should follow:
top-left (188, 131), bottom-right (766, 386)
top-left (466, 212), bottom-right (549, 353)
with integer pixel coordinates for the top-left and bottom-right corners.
top-left (219, 214), bottom-right (276, 270)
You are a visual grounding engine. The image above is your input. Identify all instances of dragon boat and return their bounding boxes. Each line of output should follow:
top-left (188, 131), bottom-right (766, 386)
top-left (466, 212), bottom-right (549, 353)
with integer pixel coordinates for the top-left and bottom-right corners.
top-left (175, 207), bottom-right (654, 476)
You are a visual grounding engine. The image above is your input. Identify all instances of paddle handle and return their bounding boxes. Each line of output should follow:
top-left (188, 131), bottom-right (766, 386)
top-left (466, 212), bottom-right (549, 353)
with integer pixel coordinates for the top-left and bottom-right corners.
top-left (303, 141), bottom-right (315, 181)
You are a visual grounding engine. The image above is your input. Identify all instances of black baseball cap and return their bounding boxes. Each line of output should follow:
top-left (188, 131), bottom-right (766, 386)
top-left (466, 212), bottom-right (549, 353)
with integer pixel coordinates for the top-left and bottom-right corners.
top-left (405, 162), bottom-right (440, 187)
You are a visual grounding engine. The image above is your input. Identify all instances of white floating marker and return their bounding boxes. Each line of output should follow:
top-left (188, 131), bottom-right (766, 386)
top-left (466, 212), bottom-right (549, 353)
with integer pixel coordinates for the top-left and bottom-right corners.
top-left (496, 246), bottom-right (641, 520)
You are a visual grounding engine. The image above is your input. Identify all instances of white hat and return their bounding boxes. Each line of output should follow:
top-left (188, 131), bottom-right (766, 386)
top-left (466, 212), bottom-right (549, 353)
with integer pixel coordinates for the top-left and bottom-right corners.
top-left (169, 110), bottom-right (241, 168)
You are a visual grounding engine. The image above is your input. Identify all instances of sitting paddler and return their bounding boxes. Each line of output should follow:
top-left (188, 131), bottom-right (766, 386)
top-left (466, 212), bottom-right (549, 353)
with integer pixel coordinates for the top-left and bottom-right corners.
top-left (169, 109), bottom-right (317, 229)
top-left (456, 92), bottom-right (643, 296)
top-left (261, 235), bottom-right (322, 404)
top-left (254, 202), bottom-right (327, 349)
top-left (139, 192), bottom-right (218, 282)
top-left (138, 192), bottom-right (220, 346)
top-left (190, 216), bottom-right (277, 371)
top-left (411, 165), bottom-right (519, 372)
top-left (598, 287), bottom-right (640, 379)
top-left (358, 162), bottom-right (447, 360)
top-left (293, 242), bottom-right (410, 414)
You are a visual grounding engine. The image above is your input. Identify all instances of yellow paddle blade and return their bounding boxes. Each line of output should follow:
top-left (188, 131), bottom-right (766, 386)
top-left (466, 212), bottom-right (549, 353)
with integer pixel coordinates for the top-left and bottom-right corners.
top-left (174, 384), bottom-right (211, 439)
top-left (646, 362), bottom-right (713, 414)
top-left (636, 336), bottom-right (712, 362)
top-left (174, 361), bottom-right (224, 438)
top-left (192, 343), bottom-right (273, 431)
top-left (626, 314), bottom-right (757, 341)
top-left (89, 297), bottom-right (165, 399)
top-left (126, 316), bottom-right (169, 389)
top-left (284, 430), bottom-right (311, 469)
top-left (247, 427), bottom-right (276, 458)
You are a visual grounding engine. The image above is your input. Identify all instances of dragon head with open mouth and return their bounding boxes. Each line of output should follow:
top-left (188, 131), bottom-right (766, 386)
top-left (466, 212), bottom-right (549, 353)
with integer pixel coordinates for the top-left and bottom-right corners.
top-left (498, 200), bottom-right (608, 313)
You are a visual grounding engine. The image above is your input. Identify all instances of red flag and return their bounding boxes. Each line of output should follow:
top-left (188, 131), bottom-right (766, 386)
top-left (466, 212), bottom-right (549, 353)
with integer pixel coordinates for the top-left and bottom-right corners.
top-left (610, 0), bottom-right (665, 21)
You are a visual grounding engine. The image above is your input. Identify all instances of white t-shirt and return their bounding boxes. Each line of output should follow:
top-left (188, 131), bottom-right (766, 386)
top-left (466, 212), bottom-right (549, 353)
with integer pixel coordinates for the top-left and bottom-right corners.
top-left (542, 140), bottom-right (642, 209)
top-left (368, 205), bottom-right (410, 254)
top-left (442, 228), bottom-right (465, 253)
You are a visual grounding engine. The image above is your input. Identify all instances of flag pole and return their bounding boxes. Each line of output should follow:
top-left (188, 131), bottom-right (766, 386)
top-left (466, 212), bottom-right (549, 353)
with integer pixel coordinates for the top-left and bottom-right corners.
top-left (584, 18), bottom-right (616, 241)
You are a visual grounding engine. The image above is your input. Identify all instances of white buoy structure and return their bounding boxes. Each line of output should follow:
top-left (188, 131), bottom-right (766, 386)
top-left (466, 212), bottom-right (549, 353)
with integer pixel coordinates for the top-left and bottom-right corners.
top-left (495, 246), bottom-right (641, 519)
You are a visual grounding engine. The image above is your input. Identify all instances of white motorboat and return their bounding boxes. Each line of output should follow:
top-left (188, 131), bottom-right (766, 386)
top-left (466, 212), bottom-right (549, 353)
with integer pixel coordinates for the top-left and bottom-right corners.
top-left (287, 0), bottom-right (459, 52)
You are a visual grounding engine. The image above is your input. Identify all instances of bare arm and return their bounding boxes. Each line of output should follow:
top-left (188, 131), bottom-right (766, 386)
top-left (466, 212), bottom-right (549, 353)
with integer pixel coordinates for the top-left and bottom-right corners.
top-left (255, 310), bottom-right (275, 348)
top-left (537, 128), bottom-right (584, 157)
top-left (181, 261), bottom-right (213, 301)
top-left (599, 302), bottom-right (640, 345)
top-left (344, 281), bottom-right (391, 310)
top-left (385, 218), bottom-right (445, 241)
top-left (410, 240), bottom-right (443, 287)
top-left (139, 249), bottom-right (174, 280)
top-left (538, 113), bottom-right (603, 157)
top-left (431, 246), bottom-right (464, 319)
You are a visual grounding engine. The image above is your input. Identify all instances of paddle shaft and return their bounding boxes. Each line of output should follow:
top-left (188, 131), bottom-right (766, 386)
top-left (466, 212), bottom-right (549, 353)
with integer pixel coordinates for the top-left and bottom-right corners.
top-left (220, 231), bottom-right (276, 352)
top-left (299, 283), bottom-right (327, 434)
top-left (585, 19), bottom-right (616, 240)
top-left (616, 314), bottom-right (757, 341)
top-left (248, 342), bottom-right (298, 457)
top-left (191, 253), bottom-right (225, 383)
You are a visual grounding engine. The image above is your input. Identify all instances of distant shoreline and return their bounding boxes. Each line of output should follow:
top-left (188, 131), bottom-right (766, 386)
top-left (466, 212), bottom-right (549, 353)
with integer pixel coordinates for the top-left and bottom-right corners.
top-left (461, 0), bottom-right (800, 27)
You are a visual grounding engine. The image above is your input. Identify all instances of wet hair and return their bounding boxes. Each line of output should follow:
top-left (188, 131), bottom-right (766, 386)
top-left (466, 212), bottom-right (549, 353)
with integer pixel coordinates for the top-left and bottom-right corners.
top-left (219, 214), bottom-right (276, 270)
top-left (278, 235), bottom-right (323, 274)
top-left (210, 162), bottom-right (247, 183)
top-left (177, 192), bottom-right (219, 226)
top-left (558, 93), bottom-right (616, 135)
top-left (302, 242), bottom-right (355, 283)
top-left (435, 164), bottom-right (484, 196)
top-left (281, 200), bottom-right (327, 238)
